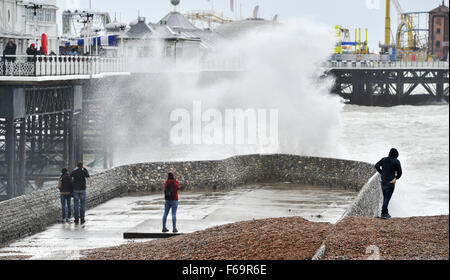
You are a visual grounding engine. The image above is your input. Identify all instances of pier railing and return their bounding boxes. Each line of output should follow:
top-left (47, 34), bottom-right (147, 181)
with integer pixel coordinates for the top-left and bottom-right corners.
top-left (327, 60), bottom-right (450, 69)
top-left (1, 55), bottom-right (127, 77)
top-left (3, 55), bottom-right (446, 77)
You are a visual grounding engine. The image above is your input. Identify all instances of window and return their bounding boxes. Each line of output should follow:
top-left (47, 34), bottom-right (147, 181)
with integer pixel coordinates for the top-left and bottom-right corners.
top-left (436, 41), bottom-right (441, 48)
top-left (26, 8), bottom-right (55, 23)
top-left (437, 28), bottom-right (441, 34)
top-left (45, 10), bottom-right (55, 23)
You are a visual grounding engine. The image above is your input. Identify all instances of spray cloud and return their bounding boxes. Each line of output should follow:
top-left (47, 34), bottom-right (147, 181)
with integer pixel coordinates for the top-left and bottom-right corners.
top-left (96, 17), bottom-right (344, 165)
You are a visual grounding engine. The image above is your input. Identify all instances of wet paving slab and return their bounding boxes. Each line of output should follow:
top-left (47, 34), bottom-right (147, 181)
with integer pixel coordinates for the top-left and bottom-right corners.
top-left (0, 184), bottom-right (357, 260)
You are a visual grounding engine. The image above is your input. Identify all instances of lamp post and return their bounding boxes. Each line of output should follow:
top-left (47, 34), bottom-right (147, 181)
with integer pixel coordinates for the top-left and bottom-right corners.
top-left (24, 0), bottom-right (44, 48)
top-left (118, 23), bottom-right (127, 57)
top-left (77, 11), bottom-right (94, 55)
top-left (93, 28), bottom-right (101, 56)
top-left (85, 13), bottom-right (94, 55)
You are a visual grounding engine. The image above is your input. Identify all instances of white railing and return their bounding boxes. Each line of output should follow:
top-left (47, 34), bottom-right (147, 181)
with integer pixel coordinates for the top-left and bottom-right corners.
top-left (1, 55), bottom-right (127, 77)
top-left (327, 60), bottom-right (450, 69)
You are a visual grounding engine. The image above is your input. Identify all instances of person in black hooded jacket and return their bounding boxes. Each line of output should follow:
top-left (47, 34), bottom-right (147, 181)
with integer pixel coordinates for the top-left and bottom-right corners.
top-left (375, 148), bottom-right (403, 219)
top-left (70, 162), bottom-right (90, 225)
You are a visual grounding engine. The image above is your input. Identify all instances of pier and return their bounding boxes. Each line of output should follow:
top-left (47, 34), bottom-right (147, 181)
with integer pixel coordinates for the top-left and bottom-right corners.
top-left (0, 55), bottom-right (128, 200)
top-left (326, 61), bottom-right (449, 106)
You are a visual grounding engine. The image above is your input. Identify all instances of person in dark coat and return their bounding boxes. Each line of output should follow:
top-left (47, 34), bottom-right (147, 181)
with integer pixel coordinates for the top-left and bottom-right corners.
top-left (59, 168), bottom-right (73, 223)
top-left (162, 172), bottom-right (181, 233)
top-left (26, 43), bottom-right (37, 62)
top-left (70, 162), bottom-right (90, 225)
top-left (3, 39), bottom-right (17, 62)
top-left (375, 148), bottom-right (403, 220)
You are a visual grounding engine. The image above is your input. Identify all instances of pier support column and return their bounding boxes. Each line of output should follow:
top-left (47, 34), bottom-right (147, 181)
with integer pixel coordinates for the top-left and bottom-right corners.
top-left (68, 112), bottom-right (76, 169)
top-left (75, 113), bottom-right (84, 165)
top-left (63, 113), bottom-right (69, 168)
top-left (436, 71), bottom-right (444, 100)
top-left (5, 118), bottom-right (16, 199)
top-left (30, 116), bottom-right (36, 165)
top-left (73, 85), bottom-right (83, 166)
top-left (1, 88), bottom-right (25, 199)
top-left (396, 71), bottom-right (404, 105)
top-left (17, 118), bottom-right (27, 196)
top-left (352, 70), bottom-right (366, 105)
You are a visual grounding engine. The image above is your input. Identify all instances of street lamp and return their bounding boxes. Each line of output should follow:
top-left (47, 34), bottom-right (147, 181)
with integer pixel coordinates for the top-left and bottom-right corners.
top-left (77, 12), bottom-right (94, 55)
top-left (118, 23), bottom-right (127, 57)
top-left (23, 0), bottom-right (44, 48)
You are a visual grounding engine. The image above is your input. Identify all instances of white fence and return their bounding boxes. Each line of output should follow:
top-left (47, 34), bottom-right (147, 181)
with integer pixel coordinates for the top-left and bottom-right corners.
top-left (3, 54), bottom-right (446, 77)
top-left (1, 55), bottom-right (127, 77)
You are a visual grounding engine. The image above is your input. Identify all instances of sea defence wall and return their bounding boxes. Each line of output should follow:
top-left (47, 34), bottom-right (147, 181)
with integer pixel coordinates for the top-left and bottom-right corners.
top-left (0, 154), bottom-right (382, 245)
top-left (0, 168), bottom-right (129, 244)
top-left (312, 173), bottom-right (383, 260)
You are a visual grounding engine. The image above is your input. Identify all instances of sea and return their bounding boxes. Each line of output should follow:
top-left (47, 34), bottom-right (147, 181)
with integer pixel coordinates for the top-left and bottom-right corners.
top-left (340, 104), bottom-right (449, 217)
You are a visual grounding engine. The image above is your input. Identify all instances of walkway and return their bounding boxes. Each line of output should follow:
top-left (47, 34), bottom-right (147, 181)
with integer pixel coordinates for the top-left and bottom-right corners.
top-left (0, 184), bottom-right (356, 260)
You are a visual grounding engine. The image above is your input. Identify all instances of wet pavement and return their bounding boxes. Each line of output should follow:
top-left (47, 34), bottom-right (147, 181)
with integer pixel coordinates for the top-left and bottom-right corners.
top-left (0, 184), bottom-right (357, 260)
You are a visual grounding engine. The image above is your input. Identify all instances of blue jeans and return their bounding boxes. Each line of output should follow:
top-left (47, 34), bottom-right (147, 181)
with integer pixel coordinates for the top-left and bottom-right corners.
top-left (162, 200), bottom-right (178, 230)
top-left (73, 190), bottom-right (86, 221)
top-left (60, 194), bottom-right (72, 219)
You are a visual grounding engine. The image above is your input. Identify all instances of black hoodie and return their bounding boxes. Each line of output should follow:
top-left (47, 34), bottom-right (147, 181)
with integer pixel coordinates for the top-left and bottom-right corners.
top-left (70, 168), bottom-right (90, 190)
top-left (375, 148), bottom-right (403, 184)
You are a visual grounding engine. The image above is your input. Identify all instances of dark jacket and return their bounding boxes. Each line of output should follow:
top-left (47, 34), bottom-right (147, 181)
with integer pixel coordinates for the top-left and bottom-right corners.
top-left (60, 173), bottom-right (73, 195)
top-left (3, 43), bottom-right (17, 62)
top-left (26, 47), bottom-right (37, 62)
top-left (375, 148), bottom-right (403, 184)
top-left (70, 168), bottom-right (90, 190)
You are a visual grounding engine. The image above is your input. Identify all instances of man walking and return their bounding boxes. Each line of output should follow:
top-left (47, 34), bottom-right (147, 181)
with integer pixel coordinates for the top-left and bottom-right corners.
top-left (71, 163), bottom-right (90, 225)
top-left (375, 148), bottom-right (403, 220)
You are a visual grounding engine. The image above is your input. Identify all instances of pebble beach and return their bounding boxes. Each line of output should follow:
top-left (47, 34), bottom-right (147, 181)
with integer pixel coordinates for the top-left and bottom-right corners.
top-left (82, 216), bottom-right (449, 260)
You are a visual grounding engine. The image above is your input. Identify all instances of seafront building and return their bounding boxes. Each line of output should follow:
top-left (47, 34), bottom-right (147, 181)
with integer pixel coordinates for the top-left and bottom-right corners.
top-left (428, 3), bottom-right (449, 60)
top-left (0, 0), bottom-right (58, 54)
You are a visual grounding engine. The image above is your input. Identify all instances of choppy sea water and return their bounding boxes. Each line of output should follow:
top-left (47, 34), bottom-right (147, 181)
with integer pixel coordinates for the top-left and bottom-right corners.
top-left (95, 104), bottom-right (450, 219)
top-left (340, 105), bottom-right (449, 217)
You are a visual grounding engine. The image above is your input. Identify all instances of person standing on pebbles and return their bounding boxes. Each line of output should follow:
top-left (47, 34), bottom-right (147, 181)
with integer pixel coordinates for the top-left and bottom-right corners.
top-left (162, 173), bottom-right (181, 233)
top-left (375, 148), bottom-right (403, 220)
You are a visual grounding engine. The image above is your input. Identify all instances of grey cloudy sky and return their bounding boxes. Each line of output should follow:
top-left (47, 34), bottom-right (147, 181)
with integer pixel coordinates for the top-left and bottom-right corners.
top-left (56, 0), bottom-right (449, 51)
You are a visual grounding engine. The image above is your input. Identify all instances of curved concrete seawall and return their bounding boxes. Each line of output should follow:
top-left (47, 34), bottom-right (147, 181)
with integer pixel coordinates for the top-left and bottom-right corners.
top-left (0, 154), bottom-right (382, 245)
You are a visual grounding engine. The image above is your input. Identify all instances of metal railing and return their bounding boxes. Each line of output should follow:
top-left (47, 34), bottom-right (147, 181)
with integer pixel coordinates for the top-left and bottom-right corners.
top-left (327, 60), bottom-right (450, 69)
top-left (1, 55), bottom-right (127, 77)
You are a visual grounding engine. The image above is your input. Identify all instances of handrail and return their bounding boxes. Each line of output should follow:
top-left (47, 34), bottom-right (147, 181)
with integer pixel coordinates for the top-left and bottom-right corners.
top-left (1, 55), bottom-right (127, 77)
top-left (6, 54), bottom-right (445, 76)
top-left (326, 60), bottom-right (450, 69)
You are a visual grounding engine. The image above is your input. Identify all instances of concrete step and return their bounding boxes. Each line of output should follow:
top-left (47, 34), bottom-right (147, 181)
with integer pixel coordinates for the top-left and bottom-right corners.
top-left (123, 218), bottom-right (217, 239)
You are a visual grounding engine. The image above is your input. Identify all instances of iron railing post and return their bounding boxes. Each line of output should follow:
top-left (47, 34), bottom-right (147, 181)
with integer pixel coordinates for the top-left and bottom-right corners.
top-left (3, 54), bottom-right (6, 76)
top-left (34, 54), bottom-right (37, 76)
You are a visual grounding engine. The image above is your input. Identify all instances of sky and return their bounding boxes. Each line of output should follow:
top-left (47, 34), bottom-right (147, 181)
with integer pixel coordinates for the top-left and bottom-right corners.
top-left (56, 0), bottom-right (449, 51)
